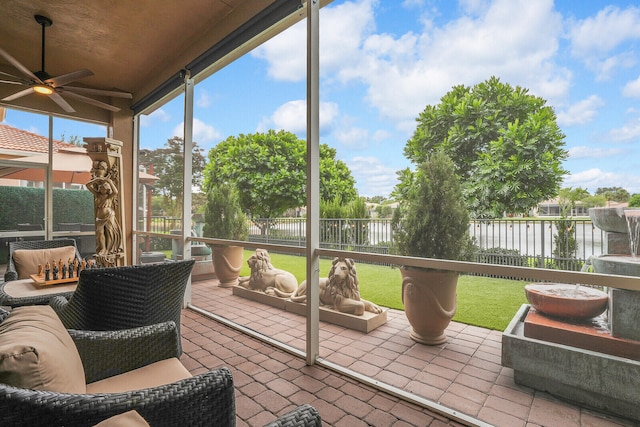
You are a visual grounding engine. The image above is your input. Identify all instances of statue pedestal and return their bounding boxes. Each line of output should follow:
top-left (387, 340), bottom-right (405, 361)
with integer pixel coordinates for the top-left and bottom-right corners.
top-left (232, 286), bottom-right (387, 333)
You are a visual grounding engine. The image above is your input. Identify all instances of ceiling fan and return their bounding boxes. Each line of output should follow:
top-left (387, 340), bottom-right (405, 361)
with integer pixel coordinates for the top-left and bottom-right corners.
top-left (0, 14), bottom-right (132, 113)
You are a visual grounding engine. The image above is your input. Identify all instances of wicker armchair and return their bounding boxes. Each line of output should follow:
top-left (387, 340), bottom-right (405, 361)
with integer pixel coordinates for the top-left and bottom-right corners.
top-left (0, 314), bottom-right (236, 426)
top-left (0, 239), bottom-right (82, 307)
top-left (0, 306), bottom-right (322, 427)
top-left (265, 404), bottom-right (322, 427)
top-left (50, 260), bottom-right (195, 352)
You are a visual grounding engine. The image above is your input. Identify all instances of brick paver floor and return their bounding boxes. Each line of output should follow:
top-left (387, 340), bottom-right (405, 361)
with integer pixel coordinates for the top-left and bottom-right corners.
top-left (183, 278), bottom-right (635, 427)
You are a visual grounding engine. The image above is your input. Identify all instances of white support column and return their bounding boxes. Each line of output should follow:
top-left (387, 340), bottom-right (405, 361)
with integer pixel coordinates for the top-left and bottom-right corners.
top-left (306, 0), bottom-right (320, 365)
top-left (45, 116), bottom-right (53, 239)
top-left (182, 72), bottom-right (195, 306)
top-left (132, 115), bottom-right (141, 260)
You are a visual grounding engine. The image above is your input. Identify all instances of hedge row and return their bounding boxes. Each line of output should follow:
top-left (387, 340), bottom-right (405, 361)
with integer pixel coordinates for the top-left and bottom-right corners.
top-left (0, 186), bottom-right (94, 230)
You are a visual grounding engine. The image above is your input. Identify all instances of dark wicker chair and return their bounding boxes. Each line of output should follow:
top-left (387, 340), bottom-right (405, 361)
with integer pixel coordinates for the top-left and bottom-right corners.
top-left (265, 404), bottom-right (322, 427)
top-left (50, 259), bottom-right (195, 353)
top-left (0, 313), bottom-right (236, 426)
top-left (0, 239), bottom-right (82, 307)
top-left (0, 307), bottom-right (322, 426)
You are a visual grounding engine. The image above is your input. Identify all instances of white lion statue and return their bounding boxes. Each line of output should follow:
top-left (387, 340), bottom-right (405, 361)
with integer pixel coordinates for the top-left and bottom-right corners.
top-left (238, 249), bottom-right (298, 298)
top-left (290, 257), bottom-right (382, 316)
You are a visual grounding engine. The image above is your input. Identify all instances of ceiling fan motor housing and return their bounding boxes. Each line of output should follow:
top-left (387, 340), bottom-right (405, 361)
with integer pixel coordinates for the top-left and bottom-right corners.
top-left (34, 15), bottom-right (53, 27)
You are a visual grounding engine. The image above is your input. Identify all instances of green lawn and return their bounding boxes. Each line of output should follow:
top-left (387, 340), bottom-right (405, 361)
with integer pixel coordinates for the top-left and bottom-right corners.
top-left (239, 250), bottom-right (528, 331)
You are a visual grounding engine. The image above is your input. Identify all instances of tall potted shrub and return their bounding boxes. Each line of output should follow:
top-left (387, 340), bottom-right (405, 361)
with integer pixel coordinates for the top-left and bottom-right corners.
top-left (391, 151), bottom-right (473, 344)
top-left (203, 183), bottom-right (249, 287)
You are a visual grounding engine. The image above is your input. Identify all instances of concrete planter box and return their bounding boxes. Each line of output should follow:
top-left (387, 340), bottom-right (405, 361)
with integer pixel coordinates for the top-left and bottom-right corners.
top-left (502, 304), bottom-right (640, 423)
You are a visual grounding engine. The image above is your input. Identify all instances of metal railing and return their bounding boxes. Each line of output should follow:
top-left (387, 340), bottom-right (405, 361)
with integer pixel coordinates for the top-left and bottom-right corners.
top-left (142, 216), bottom-right (605, 271)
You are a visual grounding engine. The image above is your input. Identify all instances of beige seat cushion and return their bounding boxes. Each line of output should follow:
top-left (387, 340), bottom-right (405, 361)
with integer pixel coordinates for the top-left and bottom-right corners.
top-left (3, 278), bottom-right (78, 298)
top-left (0, 305), bottom-right (86, 393)
top-left (94, 411), bottom-right (150, 427)
top-left (87, 358), bottom-right (191, 394)
top-left (13, 246), bottom-right (77, 279)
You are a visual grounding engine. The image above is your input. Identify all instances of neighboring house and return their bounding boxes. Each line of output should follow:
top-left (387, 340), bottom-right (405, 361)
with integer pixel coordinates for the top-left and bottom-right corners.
top-left (0, 123), bottom-right (80, 158)
top-left (0, 124), bottom-right (157, 189)
top-left (0, 123), bottom-right (87, 189)
top-left (535, 197), bottom-right (626, 217)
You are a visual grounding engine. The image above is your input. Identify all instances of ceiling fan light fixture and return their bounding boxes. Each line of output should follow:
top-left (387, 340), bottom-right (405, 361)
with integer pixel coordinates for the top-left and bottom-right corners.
top-left (33, 84), bottom-right (54, 95)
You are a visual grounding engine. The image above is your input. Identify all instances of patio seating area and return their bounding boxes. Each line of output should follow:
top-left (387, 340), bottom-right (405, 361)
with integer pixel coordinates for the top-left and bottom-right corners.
top-left (186, 277), bottom-right (635, 427)
top-left (0, 256), bottom-right (636, 426)
top-left (0, 239), bottom-right (82, 308)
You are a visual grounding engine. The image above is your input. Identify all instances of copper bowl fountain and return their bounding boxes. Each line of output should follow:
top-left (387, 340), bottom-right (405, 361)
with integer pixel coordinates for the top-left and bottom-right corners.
top-left (524, 283), bottom-right (609, 321)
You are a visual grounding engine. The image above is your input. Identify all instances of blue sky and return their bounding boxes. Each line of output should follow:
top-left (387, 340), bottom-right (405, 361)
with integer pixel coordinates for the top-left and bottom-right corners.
top-left (6, 0), bottom-right (640, 198)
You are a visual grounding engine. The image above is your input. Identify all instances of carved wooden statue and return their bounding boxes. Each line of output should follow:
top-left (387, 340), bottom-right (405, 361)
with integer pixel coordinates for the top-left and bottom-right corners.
top-left (84, 138), bottom-right (126, 267)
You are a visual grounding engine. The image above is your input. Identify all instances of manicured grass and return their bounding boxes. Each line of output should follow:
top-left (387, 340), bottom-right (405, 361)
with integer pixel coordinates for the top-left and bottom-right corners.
top-left (239, 250), bottom-right (528, 331)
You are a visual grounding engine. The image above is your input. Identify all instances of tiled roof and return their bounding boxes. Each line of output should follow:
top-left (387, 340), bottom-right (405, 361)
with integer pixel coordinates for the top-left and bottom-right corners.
top-left (0, 124), bottom-right (77, 154)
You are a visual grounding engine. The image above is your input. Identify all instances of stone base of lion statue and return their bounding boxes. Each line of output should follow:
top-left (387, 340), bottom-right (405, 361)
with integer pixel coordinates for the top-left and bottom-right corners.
top-left (232, 286), bottom-right (387, 333)
top-left (232, 255), bottom-right (387, 333)
top-left (286, 298), bottom-right (387, 333)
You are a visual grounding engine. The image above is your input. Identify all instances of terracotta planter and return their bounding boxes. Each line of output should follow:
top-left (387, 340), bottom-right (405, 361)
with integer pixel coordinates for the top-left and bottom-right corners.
top-left (211, 245), bottom-right (244, 288)
top-left (401, 268), bottom-right (458, 345)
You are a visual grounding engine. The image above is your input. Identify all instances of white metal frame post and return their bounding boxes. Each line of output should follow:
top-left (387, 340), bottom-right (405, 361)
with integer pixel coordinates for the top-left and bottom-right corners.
top-left (182, 73), bottom-right (194, 306)
top-left (131, 114), bottom-right (140, 258)
top-left (306, 0), bottom-right (320, 365)
top-left (45, 116), bottom-right (53, 239)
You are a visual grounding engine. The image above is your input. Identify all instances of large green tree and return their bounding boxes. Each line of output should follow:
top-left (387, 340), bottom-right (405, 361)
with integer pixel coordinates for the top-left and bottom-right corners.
top-left (558, 187), bottom-right (590, 215)
top-left (595, 187), bottom-right (630, 203)
top-left (202, 130), bottom-right (357, 221)
top-left (404, 76), bottom-right (568, 218)
top-left (139, 137), bottom-right (206, 217)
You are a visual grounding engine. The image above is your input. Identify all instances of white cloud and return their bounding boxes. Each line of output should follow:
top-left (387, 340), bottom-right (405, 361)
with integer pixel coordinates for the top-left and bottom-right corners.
top-left (622, 76), bottom-right (640, 98)
top-left (372, 129), bottom-right (392, 142)
top-left (258, 100), bottom-right (340, 136)
top-left (564, 168), bottom-right (640, 194)
top-left (556, 95), bottom-right (604, 126)
top-left (569, 6), bottom-right (640, 58)
top-left (568, 145), bottom-right (625, 159)
top-left (402, 0), bottom-right (425, 8)
top-left (370, 0), bottom-right (568, 120)
top-left (568, 6), bottom-right (640, 80)
top-left (347, 156), bottom-right (399, 197)
top-left (197, 91), bottom-right (211, 108)
top-left (458, 0), bottom-right (491, 15)
top-left (334, 127), bottom-right (370, 149)
top-left (173, 118), bottom-right (221, 145)
top-left (252, 0), bottom-right (377, 82)
top-left (253, 0), bottom-right (570, 128)
top-left (608, 116), bottom-right (640, 142)
top-left (140, 108), bottom-right (170, 127)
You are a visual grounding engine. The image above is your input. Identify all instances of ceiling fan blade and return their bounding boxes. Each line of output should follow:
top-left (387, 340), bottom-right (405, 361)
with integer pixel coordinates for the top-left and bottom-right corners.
top-left (62, 85), bottom-right (132, 99)
top-left (0, 70), bottom-right (30, 83)
top-left (2, 87), bottom-right (35, 101)
top-left (49, 92), bottom-right (75, 113)
top-left (46, 68), bottom-right (94, 87)
top-left (0, 79), bottom-right (24, 85)
top-left (62, 91), bottom-right (120, 112)
top-left (0, 47), bottom-right (42, 83)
